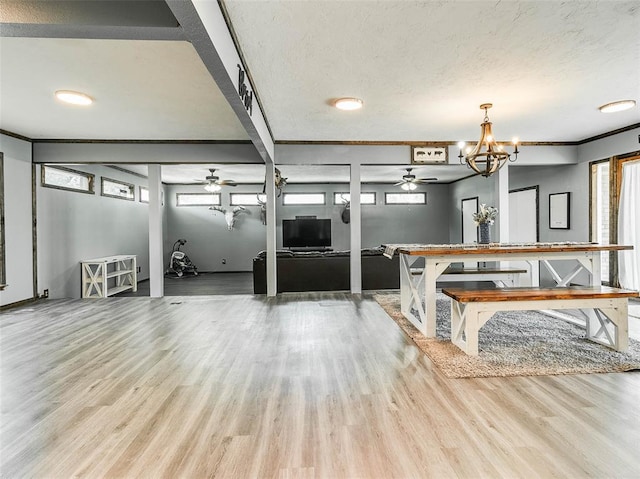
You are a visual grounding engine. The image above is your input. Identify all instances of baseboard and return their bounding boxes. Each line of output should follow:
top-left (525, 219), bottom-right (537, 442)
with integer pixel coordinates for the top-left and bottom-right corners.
top-left (0, 295), bottom-right (41, 311)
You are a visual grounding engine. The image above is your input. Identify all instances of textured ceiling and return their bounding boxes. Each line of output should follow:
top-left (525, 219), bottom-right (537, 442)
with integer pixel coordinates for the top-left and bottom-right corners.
top-left (224, 0), bottom-right (640, 142)
top-left (1, 0), bottom-right (639, 185)
top-left (0, 37), bottom-right (250, 140)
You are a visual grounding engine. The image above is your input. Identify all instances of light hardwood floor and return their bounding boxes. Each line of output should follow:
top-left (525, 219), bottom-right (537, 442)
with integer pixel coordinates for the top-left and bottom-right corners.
top-left (1, 293), bottom-right (639, 478)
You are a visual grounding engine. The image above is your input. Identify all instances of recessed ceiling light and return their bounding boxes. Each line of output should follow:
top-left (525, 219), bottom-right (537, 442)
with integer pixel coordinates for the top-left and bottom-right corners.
top-left (598, 100), bottom-right (636, 113)
top-left (55, 90), bottom-right (93, 106)
top-left (334, 97), bottom-right (363, 111)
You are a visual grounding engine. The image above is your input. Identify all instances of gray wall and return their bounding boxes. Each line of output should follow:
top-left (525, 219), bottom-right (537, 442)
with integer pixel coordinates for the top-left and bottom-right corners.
top-left (448, 174), bottom-right (495, 243)
top-left (36, 164), bottom-right (155, 298)
top-left (33, 142), bottom-right (264, 165)
top-left (275, 183), bottom-right (451, 250)
top-left (164, 181), bottom-right (452, 271)
top-left (360, 183), bottom-right (451, 247)
top-left (509, 164), bottom-right (589, 242)
top-left (577, 126), bottom-right (640, 163)
top-left (164, 184), bottom-right (267, 272)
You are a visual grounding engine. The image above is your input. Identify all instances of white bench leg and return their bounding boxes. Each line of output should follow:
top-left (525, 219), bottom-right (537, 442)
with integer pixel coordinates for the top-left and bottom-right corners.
top-left (451, 300), bottom-right (467, 353)
top-left (583, 300), bottom-right (628, 352)
top-left (450, 301), bottom-right (494, 356)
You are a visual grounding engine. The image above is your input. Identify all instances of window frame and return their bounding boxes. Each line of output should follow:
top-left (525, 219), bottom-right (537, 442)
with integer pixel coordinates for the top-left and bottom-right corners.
top-left (41, 164), bottom-right (95, 194)
top-left (282, 192), bottom-right (326, 206)
top-left (332, 192), bottom-right (376, 205)
top-left (384, 192), bottom-right (427, 205)
top-left (176, 192), bottom-right (221, 207)
top-left (101, 176), bottom-right (135, 201)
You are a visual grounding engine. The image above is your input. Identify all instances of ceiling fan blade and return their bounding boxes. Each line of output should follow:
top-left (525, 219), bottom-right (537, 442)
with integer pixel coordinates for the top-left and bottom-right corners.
top-left (416, 177), bottom-right (438, 183)
top-left (218, 180), bottom-right (237, 186)
top-left (393, 181), bottom-right (405, 186)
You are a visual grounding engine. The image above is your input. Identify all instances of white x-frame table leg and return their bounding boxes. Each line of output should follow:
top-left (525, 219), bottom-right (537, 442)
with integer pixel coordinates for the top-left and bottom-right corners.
top-left (400, 255), bottom-right (451, 337)
top-left (82, 262), bottom-right (105, 298)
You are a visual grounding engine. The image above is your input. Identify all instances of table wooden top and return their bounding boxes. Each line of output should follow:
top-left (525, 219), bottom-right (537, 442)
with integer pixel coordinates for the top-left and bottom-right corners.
top-left (442, 285), bottom-right (639, 302)
top-left (385, 242), bottom-right (632, 256)
top-left (81, 254), bottom-right (137, 263)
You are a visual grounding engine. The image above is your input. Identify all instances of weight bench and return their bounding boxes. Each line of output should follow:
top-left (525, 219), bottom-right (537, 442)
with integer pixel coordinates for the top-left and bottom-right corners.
top-left (442, 286), bottom-right (638, 356)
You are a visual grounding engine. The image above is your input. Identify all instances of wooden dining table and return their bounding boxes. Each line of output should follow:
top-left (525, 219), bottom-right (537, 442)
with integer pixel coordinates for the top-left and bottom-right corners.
top-left (382, 242), bottom-right (633, 337)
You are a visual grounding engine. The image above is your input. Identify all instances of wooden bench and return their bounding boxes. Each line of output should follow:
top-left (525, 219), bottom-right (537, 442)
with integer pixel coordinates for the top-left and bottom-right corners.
top-left (442, 286), bottom-right (638, 355)
top-left (411, 266), bottom-right (527, 287)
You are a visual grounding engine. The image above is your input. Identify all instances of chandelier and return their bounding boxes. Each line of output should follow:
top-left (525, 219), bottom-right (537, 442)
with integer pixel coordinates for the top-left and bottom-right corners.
top-left (458, 103), bottom-right (519, 177)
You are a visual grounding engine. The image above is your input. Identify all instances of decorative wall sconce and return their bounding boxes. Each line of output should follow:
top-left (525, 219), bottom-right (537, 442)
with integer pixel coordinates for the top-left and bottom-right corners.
top-left (458, 103), bottom-right (519, 177)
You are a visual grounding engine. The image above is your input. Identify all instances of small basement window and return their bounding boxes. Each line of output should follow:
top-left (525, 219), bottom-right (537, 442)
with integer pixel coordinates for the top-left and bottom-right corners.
top-left (385, 192), bottom-right (427, 205)
top-left (101, 177), bottom-right (135, 201)
top-left (139, 186), bottom-right (149, 203)
top-left (333, 192), bottom-right (376, 205)
top-left (282, 193), bottom-right (325, 205)
top-left (42, 165), bottom-right (94, 194)
top-left (176, 193), bottom-right (221, 206)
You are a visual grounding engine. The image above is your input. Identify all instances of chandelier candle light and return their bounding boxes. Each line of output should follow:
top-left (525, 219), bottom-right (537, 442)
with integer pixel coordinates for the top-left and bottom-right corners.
top-left (472, 204), bottom-right (498, 244)
top-left (458, 103), bottom-right (519, 177)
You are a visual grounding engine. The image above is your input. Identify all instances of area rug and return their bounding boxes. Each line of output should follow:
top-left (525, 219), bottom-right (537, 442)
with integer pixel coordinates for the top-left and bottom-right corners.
top-left (372, 292), bottom-right (640, 378)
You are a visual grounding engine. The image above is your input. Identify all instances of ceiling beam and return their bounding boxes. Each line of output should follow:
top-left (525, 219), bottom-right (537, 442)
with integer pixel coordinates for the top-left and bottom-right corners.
top-left (0, 23), bottom-right (184, 41)
top-left (165, 0), bottom-right (274, 164)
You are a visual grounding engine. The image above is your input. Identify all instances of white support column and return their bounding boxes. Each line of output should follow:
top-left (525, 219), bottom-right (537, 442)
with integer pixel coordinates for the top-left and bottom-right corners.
top-left (148, 164), bottom-right (164, 298)
top-left (350, 164), bottom-right (362, 295)
top-left (265, 162), bottom-right (277, 297)
top-left (495, 163), bottom-right (510, 243)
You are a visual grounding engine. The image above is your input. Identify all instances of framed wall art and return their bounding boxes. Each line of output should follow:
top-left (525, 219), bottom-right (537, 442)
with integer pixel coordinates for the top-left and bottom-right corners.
top-left (549, 192), bottom-right (570, 229)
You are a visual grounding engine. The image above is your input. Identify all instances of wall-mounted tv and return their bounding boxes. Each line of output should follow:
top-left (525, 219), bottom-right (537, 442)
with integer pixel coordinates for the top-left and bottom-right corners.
top-left (282, 218), bottom-right (331, 249)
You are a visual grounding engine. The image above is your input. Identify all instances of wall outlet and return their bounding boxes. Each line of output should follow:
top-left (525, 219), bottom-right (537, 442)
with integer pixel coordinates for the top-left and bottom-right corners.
top-left (222, 258), bottom-right (226, 264)
top-left (43, 289), bottom-right (49, 298)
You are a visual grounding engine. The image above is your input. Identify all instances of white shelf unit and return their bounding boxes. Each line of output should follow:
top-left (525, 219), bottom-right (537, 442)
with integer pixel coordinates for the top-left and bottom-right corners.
top-left (81, 255), bottom-right (137, 298)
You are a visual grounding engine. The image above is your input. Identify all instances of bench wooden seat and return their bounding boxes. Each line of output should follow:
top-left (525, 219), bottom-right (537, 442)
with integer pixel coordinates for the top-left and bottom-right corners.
top-left (410, 266), bottom-right (528, 287)
top-left (442, 286), bottom-right (638, 355)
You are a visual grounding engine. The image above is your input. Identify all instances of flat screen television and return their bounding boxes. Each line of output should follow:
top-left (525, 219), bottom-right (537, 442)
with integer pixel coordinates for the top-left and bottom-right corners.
top-left (282, 218), bottom-right (331, 249)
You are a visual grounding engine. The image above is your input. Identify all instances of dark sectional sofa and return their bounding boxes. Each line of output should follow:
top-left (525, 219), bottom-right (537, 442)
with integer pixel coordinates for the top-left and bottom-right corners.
top-left (252, 247), bottom-right (400, 294)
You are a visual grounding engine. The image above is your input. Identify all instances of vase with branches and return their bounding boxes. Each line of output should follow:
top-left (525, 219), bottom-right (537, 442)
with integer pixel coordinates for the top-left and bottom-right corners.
top-left (472, 204), bottom-right (498, 243)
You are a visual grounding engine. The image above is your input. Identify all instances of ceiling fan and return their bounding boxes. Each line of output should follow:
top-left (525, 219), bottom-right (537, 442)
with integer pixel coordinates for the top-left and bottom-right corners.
top-left (199, 168), bottom-right (237, 192)
top-left (394, 168), bottom-right (437, 191)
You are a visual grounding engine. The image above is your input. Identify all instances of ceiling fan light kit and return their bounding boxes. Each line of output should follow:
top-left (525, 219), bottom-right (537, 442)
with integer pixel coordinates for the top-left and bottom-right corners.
top-left (458, 103), bottom-right (519, 178)
top-left (395, 168), bottom-right (437, 190)
top-left (201, 168), bottom-right (237, 192)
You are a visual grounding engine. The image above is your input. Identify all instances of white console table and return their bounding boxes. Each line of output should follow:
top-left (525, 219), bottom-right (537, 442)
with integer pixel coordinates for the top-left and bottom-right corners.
top-left (81, 255), bottom-right (137, 298)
